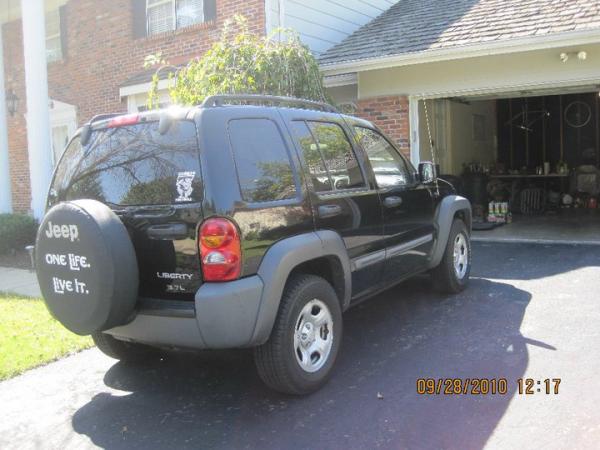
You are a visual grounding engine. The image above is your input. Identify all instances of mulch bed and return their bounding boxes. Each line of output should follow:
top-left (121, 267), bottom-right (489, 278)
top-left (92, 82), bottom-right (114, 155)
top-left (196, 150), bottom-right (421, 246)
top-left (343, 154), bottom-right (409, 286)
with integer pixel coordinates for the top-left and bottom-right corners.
top-left (0, 251), bottom-right (33, 270)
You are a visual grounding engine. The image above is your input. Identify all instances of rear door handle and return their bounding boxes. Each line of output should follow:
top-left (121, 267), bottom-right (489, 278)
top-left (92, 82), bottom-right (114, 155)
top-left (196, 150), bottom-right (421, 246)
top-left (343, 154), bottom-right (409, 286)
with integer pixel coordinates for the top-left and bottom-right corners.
top-left (146, 223), bottom-right (188, 240)
top-left (318, 204), bottom-right (342, 218)
top-left (383, 196), bottom-right (403, 208)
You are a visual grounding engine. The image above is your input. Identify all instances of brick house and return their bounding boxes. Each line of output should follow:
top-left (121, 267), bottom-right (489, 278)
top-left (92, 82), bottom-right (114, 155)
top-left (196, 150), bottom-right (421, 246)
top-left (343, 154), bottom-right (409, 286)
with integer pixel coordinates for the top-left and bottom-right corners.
top-left (0, 0), bottom-right (393, 217)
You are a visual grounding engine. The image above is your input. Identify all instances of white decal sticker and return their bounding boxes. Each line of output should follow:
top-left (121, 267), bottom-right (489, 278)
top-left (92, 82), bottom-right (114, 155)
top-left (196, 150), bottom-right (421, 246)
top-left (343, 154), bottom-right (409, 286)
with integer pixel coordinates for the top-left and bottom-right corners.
top-left (175, 171), bottom-right (195, 202)
top-left (44, 221), bottom-right (79, 242)
top-left (68, 254), bottom-right (90, 271)
top-left (52, 277), bottom-right (89, 295)
top-left (45, 253), bottom-right (91, 271)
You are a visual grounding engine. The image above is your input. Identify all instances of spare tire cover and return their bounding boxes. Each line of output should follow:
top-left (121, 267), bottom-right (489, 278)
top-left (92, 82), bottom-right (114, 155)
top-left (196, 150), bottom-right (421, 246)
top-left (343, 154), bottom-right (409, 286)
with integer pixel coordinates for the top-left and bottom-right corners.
top-left (35, 199), bottom-right (138, 335)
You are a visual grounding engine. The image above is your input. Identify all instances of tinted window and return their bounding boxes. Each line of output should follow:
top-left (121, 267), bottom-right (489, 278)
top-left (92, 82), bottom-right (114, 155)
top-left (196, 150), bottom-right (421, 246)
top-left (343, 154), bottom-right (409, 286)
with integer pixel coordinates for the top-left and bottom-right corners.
top-left (307, 122), bottom-right (365, 190)
top-left (228, 118), bottom-right (298, 203)
top-left (290, 121), bottom-right (333, 192)
top-left (50, 120), bottom-right (202, 206)
top-left (355, 127), bottom-right (412, 188)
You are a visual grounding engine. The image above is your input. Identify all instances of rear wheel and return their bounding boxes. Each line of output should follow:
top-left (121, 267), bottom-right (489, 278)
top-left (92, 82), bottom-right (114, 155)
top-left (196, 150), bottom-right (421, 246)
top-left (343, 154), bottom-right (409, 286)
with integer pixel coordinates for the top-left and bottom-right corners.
top-left (92, 332), bottom-right (154, 362)
top-left (432, 219), bottom-right (471, 293)
top-left (254, 274), bottom-right (342, 395)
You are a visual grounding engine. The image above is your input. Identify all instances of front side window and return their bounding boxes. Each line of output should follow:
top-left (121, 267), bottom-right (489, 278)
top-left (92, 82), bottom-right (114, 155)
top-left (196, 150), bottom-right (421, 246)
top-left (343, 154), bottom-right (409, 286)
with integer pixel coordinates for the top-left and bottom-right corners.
top-left (45, 9), bottom-right (62, 62)
top-left (147, 0), bottom-right (205, 35)
top-left (355, 127), bottom-right (412, 188)
top-left (228, 118), bottom-right (298, 203)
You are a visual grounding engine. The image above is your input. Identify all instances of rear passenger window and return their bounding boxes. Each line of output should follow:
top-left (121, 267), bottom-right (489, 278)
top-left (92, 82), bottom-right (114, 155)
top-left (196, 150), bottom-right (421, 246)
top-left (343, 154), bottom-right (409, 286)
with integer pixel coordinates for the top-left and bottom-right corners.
top-left (290, 121), bottom-right (333, 192)
top-left (228, 119), bottom-right (298, 203)
top-left (292, 120), bottom-right (365, 192)
top-left (308, 122), bottom-right (365, 190)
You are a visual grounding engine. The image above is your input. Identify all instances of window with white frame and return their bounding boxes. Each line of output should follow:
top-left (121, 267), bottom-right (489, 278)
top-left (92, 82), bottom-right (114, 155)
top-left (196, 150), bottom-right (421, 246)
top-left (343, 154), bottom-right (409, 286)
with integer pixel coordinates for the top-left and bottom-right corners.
top-left (46, 9), bottom-right (62, 62)
top-left (147, 0), bottom-right (204, 36)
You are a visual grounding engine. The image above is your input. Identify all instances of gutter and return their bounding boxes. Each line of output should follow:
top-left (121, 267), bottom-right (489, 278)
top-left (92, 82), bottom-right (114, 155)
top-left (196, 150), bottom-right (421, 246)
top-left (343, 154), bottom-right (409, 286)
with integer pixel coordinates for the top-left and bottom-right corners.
top-left (320, 27), bottom-right (600, 76)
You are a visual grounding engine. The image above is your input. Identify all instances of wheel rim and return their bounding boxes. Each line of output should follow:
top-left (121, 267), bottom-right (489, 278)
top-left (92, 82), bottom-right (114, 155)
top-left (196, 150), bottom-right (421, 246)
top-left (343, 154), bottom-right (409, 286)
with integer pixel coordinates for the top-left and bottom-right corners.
top-left (453, 233), bottom-right (469, 280)
top-left (293, 299), bottom-right (334, 373)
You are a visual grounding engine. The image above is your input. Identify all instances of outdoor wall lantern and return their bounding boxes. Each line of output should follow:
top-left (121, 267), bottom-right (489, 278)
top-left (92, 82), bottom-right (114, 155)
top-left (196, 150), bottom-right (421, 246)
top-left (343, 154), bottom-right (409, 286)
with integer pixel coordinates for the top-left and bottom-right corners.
top-left (6, 88), bottom-right (19, 116)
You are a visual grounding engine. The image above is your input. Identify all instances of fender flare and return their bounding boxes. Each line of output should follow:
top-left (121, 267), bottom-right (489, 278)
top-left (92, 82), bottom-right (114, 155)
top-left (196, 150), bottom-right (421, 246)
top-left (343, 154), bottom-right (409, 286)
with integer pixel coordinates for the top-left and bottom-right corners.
top-left (428, 195), bottom-right (472, 269)
top-left (251, 230), bottom-right (351, 345)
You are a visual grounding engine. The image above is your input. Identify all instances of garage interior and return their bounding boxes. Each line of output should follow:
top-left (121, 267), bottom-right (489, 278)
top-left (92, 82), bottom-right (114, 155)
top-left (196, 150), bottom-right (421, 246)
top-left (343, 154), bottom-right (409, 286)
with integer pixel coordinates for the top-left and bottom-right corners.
top-left (418, 88), bottom-right (600, 244)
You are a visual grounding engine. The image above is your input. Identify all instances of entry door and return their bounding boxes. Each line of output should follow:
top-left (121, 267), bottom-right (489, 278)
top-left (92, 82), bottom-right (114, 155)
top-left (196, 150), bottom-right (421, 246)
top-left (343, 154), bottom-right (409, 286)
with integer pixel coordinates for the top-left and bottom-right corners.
top-left (288, 117), bottom-right (385, 299)
top-left (355, 126), bottom-right (435, 281)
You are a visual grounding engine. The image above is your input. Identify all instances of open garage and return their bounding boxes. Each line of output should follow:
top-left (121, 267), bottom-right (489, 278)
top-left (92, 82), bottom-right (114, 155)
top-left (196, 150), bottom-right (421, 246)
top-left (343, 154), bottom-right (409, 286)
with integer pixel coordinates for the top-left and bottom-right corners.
top-left (415, 88), bottom-right (600, 244)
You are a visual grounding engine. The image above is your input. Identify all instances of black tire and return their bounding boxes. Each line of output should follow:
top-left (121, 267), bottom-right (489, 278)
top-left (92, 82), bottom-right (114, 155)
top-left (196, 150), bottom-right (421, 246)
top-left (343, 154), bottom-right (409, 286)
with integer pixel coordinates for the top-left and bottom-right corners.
top-left (254, 274), bottom-right (343, 395)
top-left (92, 332), bottom-right (153, 362)
top-left (432, 219), bottom-right (471, 294)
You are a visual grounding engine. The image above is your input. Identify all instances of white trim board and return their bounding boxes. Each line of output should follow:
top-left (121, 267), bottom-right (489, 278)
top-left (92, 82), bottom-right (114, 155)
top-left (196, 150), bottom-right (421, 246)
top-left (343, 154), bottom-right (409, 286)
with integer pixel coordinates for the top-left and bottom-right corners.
top-left (119, 78), bottom-right (173, 98)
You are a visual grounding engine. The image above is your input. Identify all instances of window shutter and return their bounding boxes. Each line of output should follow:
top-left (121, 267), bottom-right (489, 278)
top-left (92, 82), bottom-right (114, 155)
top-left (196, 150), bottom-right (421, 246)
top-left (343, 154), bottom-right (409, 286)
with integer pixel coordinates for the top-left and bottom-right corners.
top-left (203, 0), bottom-right (216, 22)
top-left (132, 0), bottom-right (147, 38)
top-left (59, 6), bottom-right (68, 59)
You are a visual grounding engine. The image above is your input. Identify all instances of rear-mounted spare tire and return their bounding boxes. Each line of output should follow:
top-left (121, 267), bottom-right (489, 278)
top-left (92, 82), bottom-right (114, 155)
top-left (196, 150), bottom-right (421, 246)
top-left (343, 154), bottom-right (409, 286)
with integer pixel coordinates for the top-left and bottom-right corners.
top-left (35, 199), bottom-right (139, 335)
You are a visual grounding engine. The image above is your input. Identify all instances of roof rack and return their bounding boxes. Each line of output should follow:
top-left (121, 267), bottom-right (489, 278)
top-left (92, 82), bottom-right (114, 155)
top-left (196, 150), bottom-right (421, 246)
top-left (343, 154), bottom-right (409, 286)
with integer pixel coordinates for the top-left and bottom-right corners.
top-left (201, 94), bottom-right (339, 113)
top-left (87, 113), bottom-right (123, 125)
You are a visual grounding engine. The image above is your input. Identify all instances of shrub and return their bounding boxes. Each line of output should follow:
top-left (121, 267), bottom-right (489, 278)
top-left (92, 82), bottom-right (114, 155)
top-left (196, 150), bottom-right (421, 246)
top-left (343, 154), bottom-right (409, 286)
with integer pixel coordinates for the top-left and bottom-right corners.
top-left (146, 15), bottom-right (329, 108)
top-left (0, 214), bottom-right (38, 254)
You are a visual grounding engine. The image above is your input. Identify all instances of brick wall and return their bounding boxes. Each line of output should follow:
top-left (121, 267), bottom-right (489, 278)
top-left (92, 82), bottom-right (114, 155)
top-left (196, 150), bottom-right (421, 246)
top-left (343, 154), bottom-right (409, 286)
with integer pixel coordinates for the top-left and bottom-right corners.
top-left (2, 0), bottom-right (266, 213)
top-left (355, 95), bottom-right (410, 158)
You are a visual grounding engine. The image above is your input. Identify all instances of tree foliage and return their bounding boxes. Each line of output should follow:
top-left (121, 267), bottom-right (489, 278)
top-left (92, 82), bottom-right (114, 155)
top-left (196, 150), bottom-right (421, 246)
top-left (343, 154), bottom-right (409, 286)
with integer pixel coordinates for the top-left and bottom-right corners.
top-left (146, 15), bottom-right (329, 108)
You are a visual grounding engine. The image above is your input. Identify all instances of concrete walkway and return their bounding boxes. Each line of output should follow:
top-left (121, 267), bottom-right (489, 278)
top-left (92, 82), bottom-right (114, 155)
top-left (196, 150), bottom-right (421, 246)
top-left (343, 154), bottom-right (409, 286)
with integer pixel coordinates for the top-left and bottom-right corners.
top-left (0, 267), bottom-right (41, 297)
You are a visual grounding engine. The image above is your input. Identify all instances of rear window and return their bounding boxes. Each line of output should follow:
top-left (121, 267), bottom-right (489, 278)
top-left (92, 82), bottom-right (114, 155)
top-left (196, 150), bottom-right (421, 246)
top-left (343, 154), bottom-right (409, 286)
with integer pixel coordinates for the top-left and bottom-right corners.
top-left (228, 118), bottom-right (298, 203)
top-left (50, 120), bottom-right (202, 206)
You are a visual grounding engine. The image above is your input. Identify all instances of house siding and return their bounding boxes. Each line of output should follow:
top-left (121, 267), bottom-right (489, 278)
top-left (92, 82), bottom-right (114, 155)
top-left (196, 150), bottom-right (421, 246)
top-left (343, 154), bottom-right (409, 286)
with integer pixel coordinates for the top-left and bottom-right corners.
top-left (266, 0), bottom-right (395, 55)
top-left (2, 0), bottom-right (266, 213)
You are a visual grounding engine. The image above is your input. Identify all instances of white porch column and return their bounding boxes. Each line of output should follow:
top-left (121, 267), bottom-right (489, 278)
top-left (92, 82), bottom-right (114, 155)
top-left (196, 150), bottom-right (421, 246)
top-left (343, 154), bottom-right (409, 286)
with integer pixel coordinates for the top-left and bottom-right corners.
top-left (22, 0), bottom-right (53, 219)
top-left (0, 28), bottom-right (12, 213)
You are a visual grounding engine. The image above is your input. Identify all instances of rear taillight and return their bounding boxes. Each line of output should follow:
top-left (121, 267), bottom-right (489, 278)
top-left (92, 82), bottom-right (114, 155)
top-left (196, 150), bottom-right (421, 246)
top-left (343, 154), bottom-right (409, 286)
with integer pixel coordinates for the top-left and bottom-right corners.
top-left (199, 218), bottom-right (241, 282)
top-left (107, 114), bottom-right (140, 128)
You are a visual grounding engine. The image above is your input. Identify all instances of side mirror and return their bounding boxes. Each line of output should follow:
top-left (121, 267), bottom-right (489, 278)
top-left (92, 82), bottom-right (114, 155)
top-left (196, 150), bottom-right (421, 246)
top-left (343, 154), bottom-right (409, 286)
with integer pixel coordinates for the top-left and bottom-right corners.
top-left (418, 161), bottom-right (437, 184)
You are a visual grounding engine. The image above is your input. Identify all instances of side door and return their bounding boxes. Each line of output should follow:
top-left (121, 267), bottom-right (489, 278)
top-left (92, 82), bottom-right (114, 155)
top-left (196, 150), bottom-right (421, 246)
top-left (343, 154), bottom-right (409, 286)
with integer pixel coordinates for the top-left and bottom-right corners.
top-left (353, 126), bottom-right (435, 283)
top-left (285, 113), bottom-right (385, 300)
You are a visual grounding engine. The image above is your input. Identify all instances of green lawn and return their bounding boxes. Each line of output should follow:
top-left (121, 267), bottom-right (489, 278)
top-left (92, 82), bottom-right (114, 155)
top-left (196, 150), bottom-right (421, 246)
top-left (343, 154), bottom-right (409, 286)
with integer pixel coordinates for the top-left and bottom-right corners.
top-left (0, 293), bottom-right (93, 380)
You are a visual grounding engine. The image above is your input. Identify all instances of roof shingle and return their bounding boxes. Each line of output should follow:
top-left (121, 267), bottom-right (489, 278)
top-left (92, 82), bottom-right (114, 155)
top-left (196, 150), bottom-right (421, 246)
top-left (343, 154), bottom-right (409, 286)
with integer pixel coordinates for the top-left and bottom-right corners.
top-left (319, 0), bottom-right (600, 66)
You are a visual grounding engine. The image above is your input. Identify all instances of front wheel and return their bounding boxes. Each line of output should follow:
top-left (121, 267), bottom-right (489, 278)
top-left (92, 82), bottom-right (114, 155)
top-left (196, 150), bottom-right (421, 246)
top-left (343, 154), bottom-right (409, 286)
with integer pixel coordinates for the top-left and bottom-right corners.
top-left (254, 274), bottom-right (343, 395)
top-left (432, 219), bottom-right (471, 294)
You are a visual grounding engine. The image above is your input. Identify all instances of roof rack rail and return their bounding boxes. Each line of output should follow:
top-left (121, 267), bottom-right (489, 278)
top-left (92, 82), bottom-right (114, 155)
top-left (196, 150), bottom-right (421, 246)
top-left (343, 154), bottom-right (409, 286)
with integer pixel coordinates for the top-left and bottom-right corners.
top-left (201, 94), bottom-right (339, 113)
top-left (87, 113), bottom-right (123, 125)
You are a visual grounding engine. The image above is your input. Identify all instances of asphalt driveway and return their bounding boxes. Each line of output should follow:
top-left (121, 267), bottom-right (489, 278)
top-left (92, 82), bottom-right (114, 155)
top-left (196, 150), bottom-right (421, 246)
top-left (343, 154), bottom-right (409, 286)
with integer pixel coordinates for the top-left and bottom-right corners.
top-left (1, 242), bottom-right (600, 450)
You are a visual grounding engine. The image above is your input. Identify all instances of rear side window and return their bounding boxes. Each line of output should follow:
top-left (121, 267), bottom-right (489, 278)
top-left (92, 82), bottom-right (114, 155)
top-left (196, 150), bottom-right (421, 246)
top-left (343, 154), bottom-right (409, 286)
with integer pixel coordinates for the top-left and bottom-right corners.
top-left (290, 121), bottom-right (333, 192)
top-left (50, 120), bottom-right (202, 206)
top-left (228, 118), bottom-right (298, 203)
top-left (292, 120), bottom-right (365, 191)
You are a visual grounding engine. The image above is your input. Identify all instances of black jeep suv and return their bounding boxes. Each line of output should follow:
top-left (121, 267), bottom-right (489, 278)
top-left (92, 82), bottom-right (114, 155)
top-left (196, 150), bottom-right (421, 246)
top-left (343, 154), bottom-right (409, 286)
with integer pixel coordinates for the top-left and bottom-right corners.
top-left (36, 95), bottom-right (471, 395)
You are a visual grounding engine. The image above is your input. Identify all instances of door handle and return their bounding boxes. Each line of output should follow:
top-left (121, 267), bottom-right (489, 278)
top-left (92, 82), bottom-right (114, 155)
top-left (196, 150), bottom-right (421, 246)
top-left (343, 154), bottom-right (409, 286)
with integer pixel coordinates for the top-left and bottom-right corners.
top-left (146, 223), bottom-right (188, 240)
top-left (383, 196), bottom-right (403, 208)
top-left (318, 204), bottom-right (342, 219)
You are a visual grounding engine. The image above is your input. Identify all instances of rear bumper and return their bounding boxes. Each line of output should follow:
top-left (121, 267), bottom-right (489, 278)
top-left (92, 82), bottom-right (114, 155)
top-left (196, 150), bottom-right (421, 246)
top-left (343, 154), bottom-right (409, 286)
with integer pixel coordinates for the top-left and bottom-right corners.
top-left (106, 275), bottom-right (265, 349)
